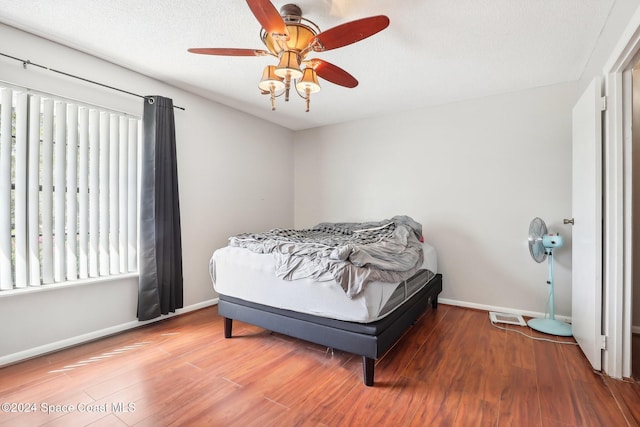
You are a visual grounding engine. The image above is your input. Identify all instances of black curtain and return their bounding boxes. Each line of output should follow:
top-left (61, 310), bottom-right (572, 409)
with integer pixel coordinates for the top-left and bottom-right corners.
top-left (138, 96), bottom-right (183, 321)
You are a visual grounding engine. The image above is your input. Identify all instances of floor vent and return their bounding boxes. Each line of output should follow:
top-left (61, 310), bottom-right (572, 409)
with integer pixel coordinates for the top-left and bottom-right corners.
top-left (489, 311), bottom-right (526, 326)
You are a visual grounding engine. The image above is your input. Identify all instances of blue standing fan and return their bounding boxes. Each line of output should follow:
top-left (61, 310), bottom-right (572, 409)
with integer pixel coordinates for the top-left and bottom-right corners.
top-left (527, 217), bottom-right (572, 336)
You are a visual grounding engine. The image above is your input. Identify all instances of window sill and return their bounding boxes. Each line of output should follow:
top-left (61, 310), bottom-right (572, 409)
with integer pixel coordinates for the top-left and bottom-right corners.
top-left (0, 273), bottom-right (139, 298)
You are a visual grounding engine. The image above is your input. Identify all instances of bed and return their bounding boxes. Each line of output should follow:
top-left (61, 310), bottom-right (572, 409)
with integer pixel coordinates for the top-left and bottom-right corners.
top-left (209, 216), bottom-right (443, 386)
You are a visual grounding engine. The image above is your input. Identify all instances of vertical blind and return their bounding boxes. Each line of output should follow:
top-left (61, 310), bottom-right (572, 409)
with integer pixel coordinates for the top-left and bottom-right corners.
top-left (0, 86), bottom-right (140, 291)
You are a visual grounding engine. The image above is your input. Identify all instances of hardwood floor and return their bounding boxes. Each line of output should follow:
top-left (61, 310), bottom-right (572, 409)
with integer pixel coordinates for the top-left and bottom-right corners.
top-left (1, 304), bottom-right (639, 426)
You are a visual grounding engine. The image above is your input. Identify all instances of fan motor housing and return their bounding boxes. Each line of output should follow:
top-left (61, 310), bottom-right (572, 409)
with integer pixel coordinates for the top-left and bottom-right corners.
top-left (542, 234), bottom-right (564, 248)
top-left (280, 4), bottom-right (302, 22)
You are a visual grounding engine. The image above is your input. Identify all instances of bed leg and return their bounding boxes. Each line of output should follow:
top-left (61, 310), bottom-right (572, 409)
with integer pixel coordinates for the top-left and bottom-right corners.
top-left (432, 296), bottom-right (439, 309)
top-left (223, 317), bottom-right (233, 338)
top-left (363, 357), bottom-right (375, 387)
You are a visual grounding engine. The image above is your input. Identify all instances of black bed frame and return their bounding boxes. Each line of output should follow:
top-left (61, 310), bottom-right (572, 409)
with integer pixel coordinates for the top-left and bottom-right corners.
top-left (218, 273), bottom-right (442, 386)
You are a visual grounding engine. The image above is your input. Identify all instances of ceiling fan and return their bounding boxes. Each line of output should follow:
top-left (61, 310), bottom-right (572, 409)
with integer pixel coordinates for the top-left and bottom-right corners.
top-left (188, 0), bottom-right (390, 112)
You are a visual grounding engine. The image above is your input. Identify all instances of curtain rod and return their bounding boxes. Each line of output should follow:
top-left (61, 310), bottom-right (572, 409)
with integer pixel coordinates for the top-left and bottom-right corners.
top-left (0, 52), bottom-right (185, 111)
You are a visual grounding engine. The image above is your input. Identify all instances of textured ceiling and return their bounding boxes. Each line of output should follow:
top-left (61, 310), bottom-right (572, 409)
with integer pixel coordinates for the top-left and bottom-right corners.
top-left (0, 0), bottom-right (617, 130)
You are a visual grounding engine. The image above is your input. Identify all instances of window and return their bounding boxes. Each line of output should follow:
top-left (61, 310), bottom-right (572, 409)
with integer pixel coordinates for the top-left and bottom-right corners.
top-left (0, 85), bottom-right (140, 291)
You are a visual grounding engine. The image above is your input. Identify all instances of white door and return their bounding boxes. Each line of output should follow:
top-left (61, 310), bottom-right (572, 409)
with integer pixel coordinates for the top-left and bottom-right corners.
top-left (571, 78), bottom-right (603, 371)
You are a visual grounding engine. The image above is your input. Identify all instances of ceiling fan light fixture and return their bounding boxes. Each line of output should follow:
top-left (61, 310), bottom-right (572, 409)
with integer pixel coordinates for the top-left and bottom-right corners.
top-left (189, 1), bottom-right (390, 112)
top-left (258, 65), bottom-right (285, 91)
top-left (275, 51), bottom-right (303, 79)
top-left (259, 65), bottom-right (285, 111)
top-left (296, 68), bottom-right (320, 93)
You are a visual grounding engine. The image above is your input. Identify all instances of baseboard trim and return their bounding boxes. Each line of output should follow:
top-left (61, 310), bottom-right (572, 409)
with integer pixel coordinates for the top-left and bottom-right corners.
top-left (439, 298), bottom-right (572, 323)
top-left (0, 298), bottom-right (219, 368)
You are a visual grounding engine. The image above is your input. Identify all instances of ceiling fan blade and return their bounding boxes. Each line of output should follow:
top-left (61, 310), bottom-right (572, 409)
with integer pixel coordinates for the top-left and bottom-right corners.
top-left (188, 48), bottom-right (271, 57)
top-left (311, 15), bottom-right (390, 52)
top-left (246, 0), bottom-right (288, 36)
top-left (311, 59), bottom-right (358, 88)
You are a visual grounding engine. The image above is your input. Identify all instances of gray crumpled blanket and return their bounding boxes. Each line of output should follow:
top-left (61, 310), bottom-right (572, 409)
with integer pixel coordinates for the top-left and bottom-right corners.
top-left (228, 215), bottom-right (424, 298)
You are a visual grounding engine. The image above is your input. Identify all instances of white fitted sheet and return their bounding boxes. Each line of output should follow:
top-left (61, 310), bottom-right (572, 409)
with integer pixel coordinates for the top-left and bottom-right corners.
top-left (210, 242), bottom-right (438, 323)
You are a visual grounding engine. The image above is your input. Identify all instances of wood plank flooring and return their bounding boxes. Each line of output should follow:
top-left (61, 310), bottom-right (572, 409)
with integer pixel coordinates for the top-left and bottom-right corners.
top-left (1, 304), bottom-right (639, 426)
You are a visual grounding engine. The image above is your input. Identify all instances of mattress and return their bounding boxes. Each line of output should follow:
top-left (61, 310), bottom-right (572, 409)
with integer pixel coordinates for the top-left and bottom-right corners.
top-left (210, 242), bottom-right (438, 323)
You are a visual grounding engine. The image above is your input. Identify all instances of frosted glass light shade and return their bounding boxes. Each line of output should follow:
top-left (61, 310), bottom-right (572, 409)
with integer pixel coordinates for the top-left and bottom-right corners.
top-left (296, 68), bottom-right (320, 93)
top-left (275, 51), bottom-right (303, 79)
top-left (258, 65), bottom-right (285, 91)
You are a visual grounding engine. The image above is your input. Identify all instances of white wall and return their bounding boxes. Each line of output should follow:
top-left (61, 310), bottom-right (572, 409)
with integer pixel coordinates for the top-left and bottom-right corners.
top-left (0, 23), bottom-right (294, 364)
top-left (294, 82), bottom-right (578, 317)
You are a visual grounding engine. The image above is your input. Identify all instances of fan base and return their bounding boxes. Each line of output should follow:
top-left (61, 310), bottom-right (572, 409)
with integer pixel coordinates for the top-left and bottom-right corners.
top-left (527, 318), bottom-right (573, 337)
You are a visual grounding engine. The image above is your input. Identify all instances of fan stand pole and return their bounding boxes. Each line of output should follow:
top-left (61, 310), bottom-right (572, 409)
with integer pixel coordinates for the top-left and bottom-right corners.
top-left (527, 249), bottom-right (573, 337)
top-left (548, 249), bottom-right (556, 320)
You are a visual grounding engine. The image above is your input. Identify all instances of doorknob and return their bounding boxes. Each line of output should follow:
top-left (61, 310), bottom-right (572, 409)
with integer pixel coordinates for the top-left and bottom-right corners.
top-left (563, 218), bottom-right (574, 225)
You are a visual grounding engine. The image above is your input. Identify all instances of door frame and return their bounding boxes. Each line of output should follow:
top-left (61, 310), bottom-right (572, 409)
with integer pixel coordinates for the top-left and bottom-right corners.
top-left (602, 7), bottom-right (640, 378)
